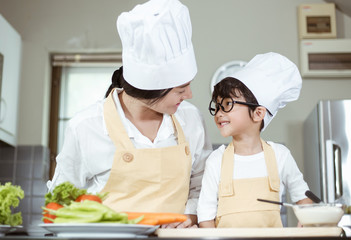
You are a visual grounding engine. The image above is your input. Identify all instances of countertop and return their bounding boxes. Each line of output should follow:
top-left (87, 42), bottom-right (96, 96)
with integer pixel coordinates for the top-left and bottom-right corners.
top-left (0, 236), bottom-right (350, 240)
top-left (1, 227), bottom-right (350, 240)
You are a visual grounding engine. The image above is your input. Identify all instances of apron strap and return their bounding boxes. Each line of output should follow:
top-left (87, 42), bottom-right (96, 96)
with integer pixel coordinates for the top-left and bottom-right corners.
top-left (104, 89), bottom-right (135, 149)
top-left (171, 115), bottom-right (186, 145)
top-left (219, 142), bottom-right (235, 196)
top-left (261, 139), bottom-right (280, 192)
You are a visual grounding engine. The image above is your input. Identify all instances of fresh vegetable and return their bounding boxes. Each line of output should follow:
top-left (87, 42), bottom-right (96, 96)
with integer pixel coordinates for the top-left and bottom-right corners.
top-left (75, 194), bottom-right (102, 203)
top-left (45, 182), bottom-right (87, 206)
top-left (125, 212), bottom-right (188, 225)
top-left (133, 217), bottom-right (159, 226)
top-left (43, 182), bottom-right (110, 223)
top-left (75, 193), bottom-right (108, 203)
top-left (42, 200), bottom-right (140, 224)
top-left (42, 202), bottom-right (63, 223)
top-left (45, 182), bottom-right (108, 206)
top-left (0, 182), bottom-right (24, 226)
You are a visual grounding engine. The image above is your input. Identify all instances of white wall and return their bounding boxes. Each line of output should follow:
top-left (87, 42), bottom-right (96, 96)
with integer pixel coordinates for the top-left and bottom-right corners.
top-left (1, 0), bottom-right (351, 226)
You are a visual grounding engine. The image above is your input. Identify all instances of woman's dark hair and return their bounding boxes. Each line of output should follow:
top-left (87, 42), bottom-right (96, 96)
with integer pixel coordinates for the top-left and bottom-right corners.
top-left (105, 66), bottom-right (172, 104)
top-left (212, 77), bottom-right (264, 130)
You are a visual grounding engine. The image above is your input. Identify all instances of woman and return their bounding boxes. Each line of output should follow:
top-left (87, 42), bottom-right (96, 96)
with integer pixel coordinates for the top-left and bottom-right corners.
top-left (48, 0), bottom-right (212, 228)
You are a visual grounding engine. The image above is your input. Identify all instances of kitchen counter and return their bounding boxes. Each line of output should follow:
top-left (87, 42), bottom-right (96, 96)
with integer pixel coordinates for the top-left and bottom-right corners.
top-left (1, 228), bottom-right (350, 240)
top-left (0, 236), bottom-right (350, 240)
top-left (1, 226), bottom-right (350, 240)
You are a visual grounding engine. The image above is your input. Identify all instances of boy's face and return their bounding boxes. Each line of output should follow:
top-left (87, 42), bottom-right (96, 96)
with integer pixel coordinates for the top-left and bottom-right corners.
top-left (213, 95), bottom-right (255, 138)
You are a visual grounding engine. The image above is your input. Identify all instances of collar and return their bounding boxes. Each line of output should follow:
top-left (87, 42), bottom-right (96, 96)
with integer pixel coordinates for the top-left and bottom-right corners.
top-left (102, 89), bottom-right (186, 143)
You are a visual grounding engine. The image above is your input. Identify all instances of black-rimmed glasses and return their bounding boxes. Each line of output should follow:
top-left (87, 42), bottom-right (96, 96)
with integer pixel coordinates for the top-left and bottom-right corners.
top-left (208, 98), bottom-right (273, 116)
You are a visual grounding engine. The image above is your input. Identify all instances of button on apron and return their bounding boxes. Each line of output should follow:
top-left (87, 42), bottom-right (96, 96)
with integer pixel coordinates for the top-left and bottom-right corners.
top-left (185, 146), bottom-right (190, 155)
top-left (122, 153), bottom-right (134, 162)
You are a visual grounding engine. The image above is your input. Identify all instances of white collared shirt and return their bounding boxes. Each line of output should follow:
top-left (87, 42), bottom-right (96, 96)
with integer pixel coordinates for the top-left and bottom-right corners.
top-left (47, 89), bottom-right (212, 214)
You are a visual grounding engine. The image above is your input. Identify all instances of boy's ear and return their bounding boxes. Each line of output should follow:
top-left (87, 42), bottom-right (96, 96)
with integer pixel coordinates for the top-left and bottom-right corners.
top-left (253, 106), bottom-right (266, 122)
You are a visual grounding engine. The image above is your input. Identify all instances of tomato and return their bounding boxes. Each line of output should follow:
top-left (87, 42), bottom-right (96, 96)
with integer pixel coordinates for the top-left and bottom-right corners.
top-left (43, 202), bottom-right (63, 223)
top-left (75, 194), bottom-right (102, 203)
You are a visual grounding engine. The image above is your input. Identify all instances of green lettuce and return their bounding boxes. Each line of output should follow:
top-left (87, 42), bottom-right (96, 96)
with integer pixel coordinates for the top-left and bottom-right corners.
top-left (45, 182), bottom-right (87, 206)
top-left (0, 182), bottom-right (24, 226)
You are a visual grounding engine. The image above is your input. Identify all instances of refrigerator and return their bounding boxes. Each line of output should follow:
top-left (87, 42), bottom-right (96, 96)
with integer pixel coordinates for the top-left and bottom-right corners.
top-left (303, 99), bottom-right (351, 227)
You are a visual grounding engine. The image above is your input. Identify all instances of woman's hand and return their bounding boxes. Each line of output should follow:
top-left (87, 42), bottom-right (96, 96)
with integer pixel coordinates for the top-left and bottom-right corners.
top-left (161, 214), bottom-right (198, 228)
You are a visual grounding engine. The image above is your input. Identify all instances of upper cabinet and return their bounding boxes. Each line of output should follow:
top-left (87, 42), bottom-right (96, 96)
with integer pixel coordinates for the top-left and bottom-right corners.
top-left (0, 14), bottom-right (22, 146)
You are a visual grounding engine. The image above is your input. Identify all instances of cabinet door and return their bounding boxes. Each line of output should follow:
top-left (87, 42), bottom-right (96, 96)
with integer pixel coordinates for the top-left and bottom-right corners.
top-left (0, 14), bottom-right (22, 146)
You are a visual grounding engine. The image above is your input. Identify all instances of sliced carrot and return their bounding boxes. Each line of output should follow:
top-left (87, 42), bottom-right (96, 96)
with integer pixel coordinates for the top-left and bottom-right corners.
top-left (125, 212), bottom-right (187, 225)
top-left (170, 213), bottom-right (187, 223)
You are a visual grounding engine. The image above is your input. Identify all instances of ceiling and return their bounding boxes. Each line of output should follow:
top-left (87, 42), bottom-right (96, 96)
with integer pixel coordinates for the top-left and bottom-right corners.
top-left (325, 0), bottom-right (351, 17)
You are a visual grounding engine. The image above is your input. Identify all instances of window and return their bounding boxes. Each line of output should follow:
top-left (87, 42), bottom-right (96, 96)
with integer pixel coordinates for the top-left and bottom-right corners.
top-left (49, 53), bottom-right (122, 178)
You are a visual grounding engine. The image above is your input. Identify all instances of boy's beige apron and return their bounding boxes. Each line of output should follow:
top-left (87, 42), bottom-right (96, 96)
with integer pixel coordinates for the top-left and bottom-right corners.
top-left (216, 140), bottom-right (283, 228)
top-left (100, 89), bottom-right (191, 213)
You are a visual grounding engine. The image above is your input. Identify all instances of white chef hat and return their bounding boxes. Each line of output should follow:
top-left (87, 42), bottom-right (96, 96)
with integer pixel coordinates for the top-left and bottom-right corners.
top-left (231, 52), bottom-right (302, 131)
top-left (116, 0), bottom-right (197, 90)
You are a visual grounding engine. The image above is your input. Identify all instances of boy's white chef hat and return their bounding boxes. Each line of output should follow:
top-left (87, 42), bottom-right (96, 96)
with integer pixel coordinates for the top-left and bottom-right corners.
top-left (117, 0), bottom-right (197, 90)
top-left (231, 52), bottom-right (302, 131)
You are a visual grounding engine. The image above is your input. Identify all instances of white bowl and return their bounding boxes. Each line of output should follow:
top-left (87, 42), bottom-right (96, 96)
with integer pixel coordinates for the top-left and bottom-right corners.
top-left (292, 203), bottom-right (344, 227)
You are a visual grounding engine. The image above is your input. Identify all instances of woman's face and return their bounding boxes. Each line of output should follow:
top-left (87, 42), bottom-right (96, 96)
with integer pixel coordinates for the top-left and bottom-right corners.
top-left (149, 82), bottom-right (193, 114)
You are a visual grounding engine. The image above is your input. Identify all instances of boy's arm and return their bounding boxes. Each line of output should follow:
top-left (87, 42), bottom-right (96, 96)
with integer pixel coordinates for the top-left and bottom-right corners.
top-left (199, 220), bottom-right (215, 228)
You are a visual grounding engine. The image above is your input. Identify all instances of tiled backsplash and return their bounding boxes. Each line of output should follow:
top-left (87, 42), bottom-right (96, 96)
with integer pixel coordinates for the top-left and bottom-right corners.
top-left (0, 145), bottom-right (50, 233)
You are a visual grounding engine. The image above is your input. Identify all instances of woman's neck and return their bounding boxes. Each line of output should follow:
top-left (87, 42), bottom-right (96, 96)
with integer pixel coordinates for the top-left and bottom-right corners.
top-left (232, 134), bottom-right (262, 156)
top-left (119, 91), bottom-right (163, 142)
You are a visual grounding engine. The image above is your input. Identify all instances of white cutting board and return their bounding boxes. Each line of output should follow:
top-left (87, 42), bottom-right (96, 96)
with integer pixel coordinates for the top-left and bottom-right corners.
top-left (156, 227), bottom-right (343, 237)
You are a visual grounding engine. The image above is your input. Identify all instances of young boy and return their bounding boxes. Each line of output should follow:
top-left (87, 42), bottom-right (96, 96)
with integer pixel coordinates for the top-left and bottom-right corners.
top-left (197, 52), bottom-right (313, 228)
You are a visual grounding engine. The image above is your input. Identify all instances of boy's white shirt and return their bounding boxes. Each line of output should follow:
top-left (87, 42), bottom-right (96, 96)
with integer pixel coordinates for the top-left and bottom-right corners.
top-left (197, 142), bottom-right (309, 223)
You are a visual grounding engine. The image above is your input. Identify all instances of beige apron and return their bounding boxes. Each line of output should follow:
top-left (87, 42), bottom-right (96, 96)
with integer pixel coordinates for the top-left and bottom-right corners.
top-left (100, 89), bottom-right (192, 213)
top-left (216, 140), bottom-right (283, 228)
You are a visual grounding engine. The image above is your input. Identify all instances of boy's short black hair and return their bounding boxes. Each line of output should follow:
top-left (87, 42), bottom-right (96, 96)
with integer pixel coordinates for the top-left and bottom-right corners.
top-left (212, 77), bottom-right (264, 130)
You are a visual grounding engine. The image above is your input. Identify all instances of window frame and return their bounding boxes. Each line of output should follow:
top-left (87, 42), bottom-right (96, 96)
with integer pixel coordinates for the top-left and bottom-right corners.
top-left (48, 53), bottom-right (122, 179)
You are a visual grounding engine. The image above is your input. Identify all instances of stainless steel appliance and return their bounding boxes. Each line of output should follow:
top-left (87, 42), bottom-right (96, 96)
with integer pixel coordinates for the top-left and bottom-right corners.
top-left (303, 100), bottom-right (351, 227)
top-left (0, 53), bottom-right (3, 105)
top-left (0, 53), bottom-right (2, 122)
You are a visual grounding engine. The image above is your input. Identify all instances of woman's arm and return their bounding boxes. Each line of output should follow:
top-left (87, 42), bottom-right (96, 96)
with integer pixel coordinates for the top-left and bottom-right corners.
top-left (47, 121), bottom-right (87, 191)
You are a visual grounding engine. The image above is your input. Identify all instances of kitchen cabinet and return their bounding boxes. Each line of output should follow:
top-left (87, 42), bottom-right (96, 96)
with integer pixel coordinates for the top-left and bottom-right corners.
top-left (0, 14), bottom-right (22, 146)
